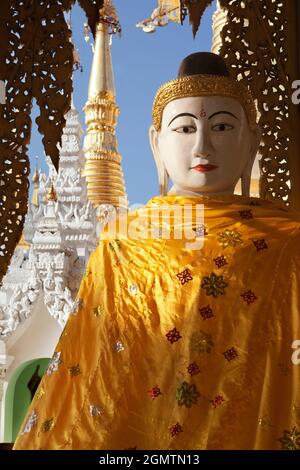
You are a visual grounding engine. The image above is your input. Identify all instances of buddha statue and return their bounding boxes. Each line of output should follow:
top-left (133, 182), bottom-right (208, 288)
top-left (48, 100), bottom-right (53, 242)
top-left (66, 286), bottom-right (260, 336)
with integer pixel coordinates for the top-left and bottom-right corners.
top-left (14, 53), bottom-right (300, 451)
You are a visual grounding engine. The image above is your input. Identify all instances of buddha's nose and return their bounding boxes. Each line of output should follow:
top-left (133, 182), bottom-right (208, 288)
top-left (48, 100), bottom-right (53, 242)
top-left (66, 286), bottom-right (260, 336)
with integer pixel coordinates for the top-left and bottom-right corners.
top-left (192, 129), bottom-right (213, 159)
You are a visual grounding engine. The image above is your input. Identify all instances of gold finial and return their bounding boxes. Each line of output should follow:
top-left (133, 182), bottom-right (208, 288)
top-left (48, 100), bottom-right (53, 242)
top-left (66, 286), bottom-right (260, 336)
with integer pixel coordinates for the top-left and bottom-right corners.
top-left (32, 156), bottom-right (40, 207)
top-left (46, 182), bottom-right (57, 203)
top-left (17, 232), bottom-right (30, 250)
top-left (99, 0), bottom-right (121, 34)
top-left (32, 156), bottom-right (39, 185)
top-left (83, 0), bottom-right (127, 214)
top-left (32, 168), bottom-right (39, 185)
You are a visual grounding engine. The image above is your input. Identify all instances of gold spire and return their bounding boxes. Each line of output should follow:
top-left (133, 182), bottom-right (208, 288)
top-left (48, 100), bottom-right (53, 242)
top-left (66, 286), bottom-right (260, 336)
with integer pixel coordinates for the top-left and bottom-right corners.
top-left (83, 0), bottom-right (127, 214)
top-left (32, 168), bottom-right (39, 185)
top-left (32, 157), bottom-right (39, 207)
top-left (46, 182), bottom-right (57, 203)
top-left (17, 232), bottom-right (30, 250)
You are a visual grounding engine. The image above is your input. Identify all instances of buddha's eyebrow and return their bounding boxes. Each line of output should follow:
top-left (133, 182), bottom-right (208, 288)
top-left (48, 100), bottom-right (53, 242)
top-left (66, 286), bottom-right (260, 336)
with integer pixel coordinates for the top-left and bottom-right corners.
top-left (168, 113), bottom-right (198, 127)
top-left (208, 111), bottom-right (238, 120)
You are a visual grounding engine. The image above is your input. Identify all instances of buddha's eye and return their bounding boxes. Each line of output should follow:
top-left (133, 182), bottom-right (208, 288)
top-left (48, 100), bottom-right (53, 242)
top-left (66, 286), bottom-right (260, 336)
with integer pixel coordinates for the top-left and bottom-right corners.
top-left (174, 125), bottom-right (196, 134)
top-left (211, 123), bottom-right (234, 132)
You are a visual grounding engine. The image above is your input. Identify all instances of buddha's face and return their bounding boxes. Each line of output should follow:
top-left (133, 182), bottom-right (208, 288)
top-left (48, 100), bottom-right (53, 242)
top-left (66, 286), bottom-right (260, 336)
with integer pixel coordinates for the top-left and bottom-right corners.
top-left (150, 96), bottom-right (260, 195)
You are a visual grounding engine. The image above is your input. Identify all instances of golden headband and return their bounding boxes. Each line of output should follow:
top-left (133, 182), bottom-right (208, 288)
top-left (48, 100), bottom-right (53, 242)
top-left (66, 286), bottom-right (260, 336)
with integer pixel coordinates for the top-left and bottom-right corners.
top-left (152, 74), bottom-right (257, 131)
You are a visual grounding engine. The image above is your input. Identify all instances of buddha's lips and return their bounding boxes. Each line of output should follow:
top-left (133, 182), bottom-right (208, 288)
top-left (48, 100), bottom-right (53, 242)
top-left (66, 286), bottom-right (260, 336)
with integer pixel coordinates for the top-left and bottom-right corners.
top-left (191, 164), bottom-right (218, 172)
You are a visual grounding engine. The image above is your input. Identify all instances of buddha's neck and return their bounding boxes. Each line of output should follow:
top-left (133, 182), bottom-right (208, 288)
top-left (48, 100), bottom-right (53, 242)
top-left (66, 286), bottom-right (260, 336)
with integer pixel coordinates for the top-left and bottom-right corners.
top-left (168, 184), bottom-right (236, 197)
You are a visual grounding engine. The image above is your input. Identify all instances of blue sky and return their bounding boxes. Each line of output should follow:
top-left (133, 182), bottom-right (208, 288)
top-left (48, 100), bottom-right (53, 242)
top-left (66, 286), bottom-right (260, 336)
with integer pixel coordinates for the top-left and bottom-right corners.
top-left (29, 0), bottom-right (216, 206)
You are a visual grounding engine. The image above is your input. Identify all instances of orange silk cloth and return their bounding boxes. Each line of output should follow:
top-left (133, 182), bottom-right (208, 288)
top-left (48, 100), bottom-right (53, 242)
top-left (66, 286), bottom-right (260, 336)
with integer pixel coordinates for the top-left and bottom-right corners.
top-left (14, 195), bottom-right (300, 450)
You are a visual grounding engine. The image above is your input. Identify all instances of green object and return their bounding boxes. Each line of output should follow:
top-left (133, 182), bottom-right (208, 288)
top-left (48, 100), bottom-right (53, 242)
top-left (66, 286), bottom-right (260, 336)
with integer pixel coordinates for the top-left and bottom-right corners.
top-left (4, 358), bottom-right (50, 443)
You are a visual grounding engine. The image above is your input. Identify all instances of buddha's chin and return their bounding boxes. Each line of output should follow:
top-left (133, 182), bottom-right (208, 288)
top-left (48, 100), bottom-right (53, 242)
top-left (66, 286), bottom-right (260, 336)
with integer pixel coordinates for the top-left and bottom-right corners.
top-left (173, 179), bottom-right (234, 195)
top-left (183, 174), bottom-right (220, 191)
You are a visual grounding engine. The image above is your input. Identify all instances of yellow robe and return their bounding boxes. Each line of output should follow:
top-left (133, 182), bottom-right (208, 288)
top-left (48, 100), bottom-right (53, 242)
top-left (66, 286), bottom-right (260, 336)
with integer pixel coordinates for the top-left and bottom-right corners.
top-left (14, 195), bottom-right (300, 450)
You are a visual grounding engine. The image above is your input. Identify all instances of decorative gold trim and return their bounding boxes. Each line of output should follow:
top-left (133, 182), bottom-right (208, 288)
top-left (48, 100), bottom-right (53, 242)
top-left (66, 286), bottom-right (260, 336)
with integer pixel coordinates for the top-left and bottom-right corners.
top-left (152, 74), bottom-right (257, 130)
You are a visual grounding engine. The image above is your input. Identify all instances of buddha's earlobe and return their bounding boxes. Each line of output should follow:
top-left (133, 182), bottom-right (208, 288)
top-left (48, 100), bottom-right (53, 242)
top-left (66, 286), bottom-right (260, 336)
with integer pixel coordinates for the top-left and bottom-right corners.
top-left (149, 125), bottom-right (169, 196)
top-left (241, 166), bottom-right (252, 197)
top-left (241, 125), bottom-right (261, 197)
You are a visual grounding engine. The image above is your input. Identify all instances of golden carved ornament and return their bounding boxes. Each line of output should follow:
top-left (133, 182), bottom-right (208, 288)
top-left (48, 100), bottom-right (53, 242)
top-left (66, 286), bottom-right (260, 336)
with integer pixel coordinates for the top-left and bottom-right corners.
top-left (183, 0), bottom-right (213, 36)
top-left (152, 74), bottom-right (257, 131)
top-left (77, 1), bottom-right (104, 37)
top-left (0, 0), bottom-right (75, 285)
top-left (0, 1), bottom-right (105, 285)
top-left (218, 0), bottom-right (300, 208)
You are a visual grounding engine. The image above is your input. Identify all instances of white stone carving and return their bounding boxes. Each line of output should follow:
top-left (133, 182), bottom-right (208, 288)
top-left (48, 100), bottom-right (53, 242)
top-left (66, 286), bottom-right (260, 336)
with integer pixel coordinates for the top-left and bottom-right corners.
top-left (0, 100), bottom-right (97, 339)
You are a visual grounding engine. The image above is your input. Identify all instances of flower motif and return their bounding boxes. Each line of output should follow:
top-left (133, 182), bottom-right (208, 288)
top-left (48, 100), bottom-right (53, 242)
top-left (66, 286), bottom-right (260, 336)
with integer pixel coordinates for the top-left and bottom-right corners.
top-left (166, 328), bottom-right (182, 344)
top-left (199, 305), bottom-right (214, 320)
top-left (148, 385), bottom-right (162, 400)
top-left (253, 239), bottom-right (268, 251)
top-left (187, 362), bottom-right (201, 376)
top-left (89, 404), bottom-right (103, 417)
top-left (176, 269), bottom-right (193, 285)
top-left (68, 364), bottom-right (81, 377)
top-left (210, 395), bottom-right (225, 408)
top-left (93, 306), bottom-right (103, 317)
top-left (176, 382), bottom-right (200, 408)
top-left (169, 422), bottom-right (183, 437)
top-left (201, 272), bottom-right (228, 298)
top-left (241, 290), bottom-right (258, 305)
top-left (128, 284), bottom-right (139, 296)
top-left (223, 347), bottom-right (238, 362)
top-left (278, 427), bottom-right (300, 450)
top-left (193, 224), bottom-right (209, 238)
top-left (213, 255), bottom-right (228, 269)
top-left (218, 229), bottom-right (243, 248)
top-left (46, 352), bottom-right (62, 376)
top-left (190, 331), bottom-right (214, 354)
top-left (239, 209), bottom-right (253, 219)
top-left (21, 410), bottom-right (38, 435)
top-left (70, 298), bottom-right (83, 315)
top-left (41, 418), bottom-right (54, 433)
top-left (114, 341), bottom-right (125, 352)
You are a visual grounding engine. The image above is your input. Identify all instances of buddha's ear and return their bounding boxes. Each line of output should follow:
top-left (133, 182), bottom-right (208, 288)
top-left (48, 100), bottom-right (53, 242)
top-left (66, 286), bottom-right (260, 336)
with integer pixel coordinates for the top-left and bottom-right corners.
top-left (241, 125), bottom-right (262, 197)
top-left (149, 125), bottom-right (168, 196)
top-left (250, 125), bottom-right (262, 158)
